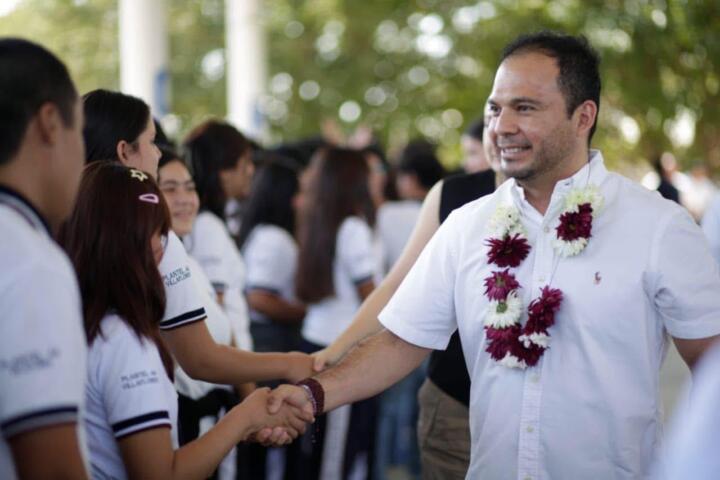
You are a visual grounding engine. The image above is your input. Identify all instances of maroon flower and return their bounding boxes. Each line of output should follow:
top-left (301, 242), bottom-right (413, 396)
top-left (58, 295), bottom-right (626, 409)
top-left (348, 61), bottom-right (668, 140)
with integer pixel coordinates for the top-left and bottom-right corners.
top-left (556, 203), bottom-right (593, 241)
top-left (483, 269), bottom-right (520, 301)
top-left (526, 286), bottom-right (563, 328)
top-left (486, 233), bottom-right (531, 268)
top-left (517, 342), bottom-right (545, 367)
top-left (485, 325), bottom-right (523, 361)
top-left (485, 325), bottom-right (546, 367)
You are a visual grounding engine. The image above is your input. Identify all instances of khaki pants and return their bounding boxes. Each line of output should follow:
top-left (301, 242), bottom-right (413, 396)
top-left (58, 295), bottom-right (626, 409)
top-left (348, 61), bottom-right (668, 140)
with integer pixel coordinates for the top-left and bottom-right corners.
top-left (417, 379), bottom-right (471, 480)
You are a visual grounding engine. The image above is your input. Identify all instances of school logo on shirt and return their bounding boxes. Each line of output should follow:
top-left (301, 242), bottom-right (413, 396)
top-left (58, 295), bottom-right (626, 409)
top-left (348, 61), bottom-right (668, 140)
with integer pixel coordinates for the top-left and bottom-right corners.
top-left (0, 348), bottom-right (60, 375)
top-left (163, 266), bottom-right (191, 287)
top-left (120, 369), bottom-right (161, 390)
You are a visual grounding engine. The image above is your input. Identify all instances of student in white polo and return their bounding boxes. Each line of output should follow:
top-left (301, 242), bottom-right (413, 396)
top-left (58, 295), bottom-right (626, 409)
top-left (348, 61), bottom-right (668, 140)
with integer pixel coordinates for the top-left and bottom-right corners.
top-left (0, 38), bottom-right (88, 479)
top-left (58, 162), bottom-right (311, 479)
top-left (291, 147), bottom-right (378, 480)
top-left (81, 90), bottom-right (314, 394)
top-left (237, 155), bottom-right (306, 356)
top-left (182, 119), bottom-right (257, 352)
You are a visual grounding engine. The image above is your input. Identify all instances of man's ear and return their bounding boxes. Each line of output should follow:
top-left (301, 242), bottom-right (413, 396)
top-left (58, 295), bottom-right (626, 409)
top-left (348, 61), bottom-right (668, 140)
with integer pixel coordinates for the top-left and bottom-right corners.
top-left (575, 100), bottom-right (598, 139)
top-left (35, 102), bottom-right (64, 146)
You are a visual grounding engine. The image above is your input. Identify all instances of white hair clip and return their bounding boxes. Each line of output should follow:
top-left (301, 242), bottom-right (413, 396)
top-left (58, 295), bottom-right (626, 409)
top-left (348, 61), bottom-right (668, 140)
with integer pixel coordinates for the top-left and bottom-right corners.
top-left (130, 169), bottom-right (149, 182)
top-left (139, 193), bottom-right (159, 204)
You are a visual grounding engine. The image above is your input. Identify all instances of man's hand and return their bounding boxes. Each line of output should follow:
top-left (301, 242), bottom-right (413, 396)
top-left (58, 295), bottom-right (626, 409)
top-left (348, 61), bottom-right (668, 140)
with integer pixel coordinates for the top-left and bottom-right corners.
top-left (240, 387), bottom-right (314, 444)
top-left (267, 384), bottom-right (315, 416)
top-left (284, 352), bottom-right (315, 383)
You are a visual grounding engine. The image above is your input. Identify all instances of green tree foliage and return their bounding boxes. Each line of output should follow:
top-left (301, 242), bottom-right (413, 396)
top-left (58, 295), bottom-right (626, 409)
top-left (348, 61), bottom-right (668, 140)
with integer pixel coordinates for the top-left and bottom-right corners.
top-left (1, 0), bottom-right (717, 170)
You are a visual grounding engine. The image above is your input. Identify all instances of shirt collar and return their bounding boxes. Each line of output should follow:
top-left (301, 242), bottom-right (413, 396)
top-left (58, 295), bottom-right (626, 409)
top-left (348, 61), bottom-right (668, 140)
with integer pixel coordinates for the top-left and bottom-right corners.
top-left (509, 149), bottom-right (608, 219)
top-left (0, 184), bottom-right (51, 235)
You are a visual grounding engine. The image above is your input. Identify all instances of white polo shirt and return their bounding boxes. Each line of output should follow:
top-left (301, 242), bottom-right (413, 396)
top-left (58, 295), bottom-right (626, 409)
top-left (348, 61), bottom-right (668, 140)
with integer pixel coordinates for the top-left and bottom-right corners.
top-left (158, 231), bottom-right (207, 330)
top-left (379, 151), bottom-right (720, 480)
top-left (376, 200), bottom-right (422, 273)
top-left (84, 314), bottom-right (178, 479)
top-left (174, 256), bottom-right (234, 400)
top-left (242, 224), bottom-right (299, 324)
top-left (302, 216), bottom-right (377, 347)
top-left (0, 187), bottom-right (87, 479)
top-left (184, 211), bottom-right (252, 350)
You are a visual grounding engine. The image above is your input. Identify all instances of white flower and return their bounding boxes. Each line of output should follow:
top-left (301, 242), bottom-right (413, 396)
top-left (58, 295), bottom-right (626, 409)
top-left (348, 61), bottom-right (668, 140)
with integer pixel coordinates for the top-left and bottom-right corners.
top-left (519, 332), bottom-right (550, 348)
top-left (484, 290), bottom-right (523, 328)
top-left (487, 205), bottom-right (524, 238)
top-left (553, 237), bottom-right (588, 258)
top-left (498, 353), bottom-right (527, 369)
top-left (564, 184), bottom-right (604, 215)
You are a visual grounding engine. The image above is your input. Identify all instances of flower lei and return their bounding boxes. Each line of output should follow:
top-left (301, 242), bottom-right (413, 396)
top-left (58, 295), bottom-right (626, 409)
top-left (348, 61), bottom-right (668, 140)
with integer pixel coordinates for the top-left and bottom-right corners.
top-left (483, 185), bottom-right (604, 369)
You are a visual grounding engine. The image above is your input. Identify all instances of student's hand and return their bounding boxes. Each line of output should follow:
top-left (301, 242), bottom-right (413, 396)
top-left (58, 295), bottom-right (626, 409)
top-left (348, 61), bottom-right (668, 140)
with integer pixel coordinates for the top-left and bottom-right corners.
top-left (267, 384), bottom-right (316, 417)
top-left (311, 346), bottom-right (341, 372)
top-left (284, 352), bottom-right (315, 383)
top-left (247, 426), bottom-right (291, 446)
top-left (242, 387), bottom-right (314, 443)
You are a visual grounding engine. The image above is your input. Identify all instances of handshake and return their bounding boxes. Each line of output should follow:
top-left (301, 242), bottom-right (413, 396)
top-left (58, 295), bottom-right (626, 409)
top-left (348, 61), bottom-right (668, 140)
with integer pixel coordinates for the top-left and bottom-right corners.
top-left (238, 382), bottom-right (321, 445)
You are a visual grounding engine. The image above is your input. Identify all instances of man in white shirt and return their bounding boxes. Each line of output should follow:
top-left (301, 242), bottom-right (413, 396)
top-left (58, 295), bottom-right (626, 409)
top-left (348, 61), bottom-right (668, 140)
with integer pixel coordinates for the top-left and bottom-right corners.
top-left (0, 38), bottom-right (88, 479)
top-left (269, 32), bottom-right (720, 479)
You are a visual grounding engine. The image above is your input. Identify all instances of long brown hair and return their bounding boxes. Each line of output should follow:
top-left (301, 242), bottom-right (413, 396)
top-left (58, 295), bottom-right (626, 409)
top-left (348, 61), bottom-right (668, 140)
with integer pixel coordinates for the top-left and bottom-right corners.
top-left (58, 162), bottom-right (173, 376)
top-left (295, 147), bottom-right (375, 303)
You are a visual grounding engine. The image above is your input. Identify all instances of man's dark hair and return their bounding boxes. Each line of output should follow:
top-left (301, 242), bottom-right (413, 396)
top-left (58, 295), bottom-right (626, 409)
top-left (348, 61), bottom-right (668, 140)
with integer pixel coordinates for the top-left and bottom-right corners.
top-left (501, 31), bottom-right (601, 142)
top-left (464, 117), bottom-right (484, 142)
top-left (0, 38), bottom-right (77, 165)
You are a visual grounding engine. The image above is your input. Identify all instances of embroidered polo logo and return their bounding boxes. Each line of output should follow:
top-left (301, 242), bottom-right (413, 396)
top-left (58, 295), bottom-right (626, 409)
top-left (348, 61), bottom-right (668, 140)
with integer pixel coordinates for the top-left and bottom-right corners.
top-left (594, 271), bottom-right (602, 285)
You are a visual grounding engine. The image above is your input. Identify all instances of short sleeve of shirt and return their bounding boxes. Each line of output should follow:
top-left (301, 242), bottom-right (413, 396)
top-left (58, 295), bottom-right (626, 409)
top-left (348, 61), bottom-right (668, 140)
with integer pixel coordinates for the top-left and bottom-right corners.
top-left (651, 209), bottom-right (720, 339)
top-left (97, 321), bottom-right (172, 439)
top-left (337, 217), bottom-right (377, 285)
top-left (0, 264), bottom-right (86, 438)
top-left (158, 231), bottom-right (206, 330)
top-left (244, 226), bottom-right (296, 295)
top-left (190, 213), bottom-right (234, 294)
top-left (378, 211), bottom-right (460, 350)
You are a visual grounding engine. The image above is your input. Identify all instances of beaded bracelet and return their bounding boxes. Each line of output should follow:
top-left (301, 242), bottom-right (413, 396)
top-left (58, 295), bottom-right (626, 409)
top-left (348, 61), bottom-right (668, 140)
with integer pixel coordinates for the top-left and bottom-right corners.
top-left (296, 377), bottom-right (325, 416)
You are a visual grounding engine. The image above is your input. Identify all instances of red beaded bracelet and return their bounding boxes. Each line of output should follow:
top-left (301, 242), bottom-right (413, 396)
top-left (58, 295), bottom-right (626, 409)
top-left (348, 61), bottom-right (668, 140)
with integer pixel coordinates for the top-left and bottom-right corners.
top-left (296, 378), bottom-right (325, 416)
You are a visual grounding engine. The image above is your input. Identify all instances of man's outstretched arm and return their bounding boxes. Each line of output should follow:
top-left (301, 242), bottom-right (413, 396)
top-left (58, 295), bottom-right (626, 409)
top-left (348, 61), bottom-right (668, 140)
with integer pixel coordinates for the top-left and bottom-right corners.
top-left (269, 328), bottom-right (431, 415)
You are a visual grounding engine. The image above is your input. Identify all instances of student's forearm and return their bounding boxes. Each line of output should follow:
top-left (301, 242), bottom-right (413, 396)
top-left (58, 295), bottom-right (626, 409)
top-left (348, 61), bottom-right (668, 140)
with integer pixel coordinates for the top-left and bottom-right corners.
top-left (324, 183), bottom-right (442, 362)
top-left (162, 322), bottom-right (310, 384)
top-left (317, 329), bottom-right (431, 411)
top-left (200, 346), bottom-right (301, 384)
top-left (325, 287), bottom-right (395, 360)
top-left (246, 291), bottom-right (305, 325)
top-left (171, 406), bottom-right (250, 480)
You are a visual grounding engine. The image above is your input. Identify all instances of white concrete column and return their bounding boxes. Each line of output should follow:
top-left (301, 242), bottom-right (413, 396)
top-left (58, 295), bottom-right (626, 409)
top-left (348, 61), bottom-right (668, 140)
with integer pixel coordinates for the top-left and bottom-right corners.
top-left (225, 0), bottom-right (267, 139)
top-left (118, 0), bottom-right (170, 116)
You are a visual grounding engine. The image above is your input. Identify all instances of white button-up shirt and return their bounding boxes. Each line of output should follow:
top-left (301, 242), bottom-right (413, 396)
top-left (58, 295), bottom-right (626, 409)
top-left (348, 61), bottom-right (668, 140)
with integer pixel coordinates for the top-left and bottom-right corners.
top-left (379, 151), bottom-right (720, 480)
